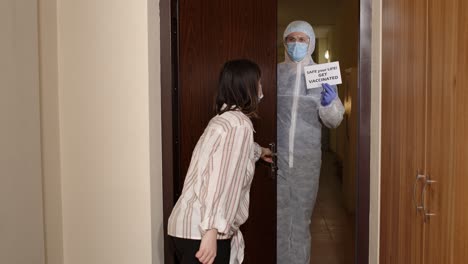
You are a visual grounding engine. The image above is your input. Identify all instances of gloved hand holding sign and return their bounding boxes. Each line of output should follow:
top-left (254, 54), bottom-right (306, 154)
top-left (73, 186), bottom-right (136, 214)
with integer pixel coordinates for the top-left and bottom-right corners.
top-left (320, 83), bottom-right (337, 106)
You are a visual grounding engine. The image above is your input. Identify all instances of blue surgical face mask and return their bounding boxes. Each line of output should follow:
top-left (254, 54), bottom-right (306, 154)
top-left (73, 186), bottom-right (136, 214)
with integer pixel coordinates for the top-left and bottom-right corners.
top-left (286, 42), bottom-right (309, 62)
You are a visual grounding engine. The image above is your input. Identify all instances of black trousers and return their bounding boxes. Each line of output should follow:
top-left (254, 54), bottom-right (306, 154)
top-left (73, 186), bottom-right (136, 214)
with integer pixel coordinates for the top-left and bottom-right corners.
top-left (170, 236), bottom-right (231, 264)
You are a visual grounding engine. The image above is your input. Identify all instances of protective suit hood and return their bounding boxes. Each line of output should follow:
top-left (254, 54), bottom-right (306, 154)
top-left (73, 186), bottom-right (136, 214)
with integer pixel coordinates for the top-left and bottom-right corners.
top-left (283, 21), bottom-right (316, 64)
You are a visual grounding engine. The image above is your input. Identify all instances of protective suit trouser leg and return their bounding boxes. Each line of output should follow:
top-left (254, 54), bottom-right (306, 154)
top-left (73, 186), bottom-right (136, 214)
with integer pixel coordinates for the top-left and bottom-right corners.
top-left (277, 164), bottom-right (321, 264)
top-left (290, 165), bottom-right (320, 264)
top-left (277, 170), bottom-right (292, 264)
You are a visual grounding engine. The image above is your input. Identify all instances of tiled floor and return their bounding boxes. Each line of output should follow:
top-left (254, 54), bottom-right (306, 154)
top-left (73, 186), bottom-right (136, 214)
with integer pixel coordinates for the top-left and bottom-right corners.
top-left (310, 151), bottom-right (355, 264)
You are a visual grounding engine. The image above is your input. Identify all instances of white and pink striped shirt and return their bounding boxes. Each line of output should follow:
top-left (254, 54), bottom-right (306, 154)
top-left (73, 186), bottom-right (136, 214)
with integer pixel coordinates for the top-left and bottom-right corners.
top-left (168, 109), bottom-right (261, 264)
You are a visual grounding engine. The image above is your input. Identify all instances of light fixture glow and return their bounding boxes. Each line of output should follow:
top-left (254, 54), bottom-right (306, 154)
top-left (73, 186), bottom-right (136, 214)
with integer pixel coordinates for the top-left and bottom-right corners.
top-left (324, 50), bottom-right (330, 60)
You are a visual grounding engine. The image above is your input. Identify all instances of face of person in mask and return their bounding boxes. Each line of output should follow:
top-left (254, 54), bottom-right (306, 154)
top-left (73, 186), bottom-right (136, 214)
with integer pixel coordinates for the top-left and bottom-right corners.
top-left (285, 32), bottom-right (310, 62)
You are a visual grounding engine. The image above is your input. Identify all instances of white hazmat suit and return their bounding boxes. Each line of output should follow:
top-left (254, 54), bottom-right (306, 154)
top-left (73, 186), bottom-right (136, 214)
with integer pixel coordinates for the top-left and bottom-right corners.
top-left (277, 21), bottom-right (345, 264)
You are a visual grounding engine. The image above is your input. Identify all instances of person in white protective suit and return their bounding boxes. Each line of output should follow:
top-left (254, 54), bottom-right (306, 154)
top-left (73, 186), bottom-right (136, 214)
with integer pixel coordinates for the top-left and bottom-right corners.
top-left (277, 21), bottom-right (345, 264)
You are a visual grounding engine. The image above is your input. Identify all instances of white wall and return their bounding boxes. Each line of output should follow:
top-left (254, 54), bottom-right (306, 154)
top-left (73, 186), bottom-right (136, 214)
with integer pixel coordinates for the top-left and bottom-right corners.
top-left (38, 0), bottom-right (164, 263)
top-left (0, 0), bottom-right (45, 263)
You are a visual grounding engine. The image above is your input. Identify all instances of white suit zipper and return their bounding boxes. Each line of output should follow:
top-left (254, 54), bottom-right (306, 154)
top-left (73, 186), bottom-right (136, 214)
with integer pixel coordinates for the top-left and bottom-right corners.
top-left (288, 62), bottom-right (302, 168)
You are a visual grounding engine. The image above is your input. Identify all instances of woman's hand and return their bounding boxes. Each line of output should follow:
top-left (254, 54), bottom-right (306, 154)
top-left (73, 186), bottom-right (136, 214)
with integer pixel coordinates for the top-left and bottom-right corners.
top-left (261, 147), bottom-right (273, 163)
top-left (196, 229), bottom-right (218, 264)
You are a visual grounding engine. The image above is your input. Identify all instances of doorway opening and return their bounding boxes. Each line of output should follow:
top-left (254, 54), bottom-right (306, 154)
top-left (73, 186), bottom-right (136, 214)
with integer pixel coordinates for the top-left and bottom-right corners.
top-left (278, 0), bottom-right (360, 263)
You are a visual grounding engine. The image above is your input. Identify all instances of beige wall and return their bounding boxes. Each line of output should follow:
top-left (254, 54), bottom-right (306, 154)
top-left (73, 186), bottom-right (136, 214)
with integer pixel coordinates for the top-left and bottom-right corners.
top-left (147, 0), bottom-right (165, 262)
top-left (0, 0), bottom-right (45, 263)
top-left (57, 0), bottom-right (155, 263)
top-left (39, 0), bottom-right (164, 263)
top-left (370, 0), bottom-right (382, 262)
top-left (39, 0), bottom-right (64, 263)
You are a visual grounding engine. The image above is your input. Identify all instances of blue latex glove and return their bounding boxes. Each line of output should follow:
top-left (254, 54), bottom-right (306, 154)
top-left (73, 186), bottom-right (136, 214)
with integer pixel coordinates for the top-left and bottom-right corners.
top-left (321, 83), bottom-right (337, 106)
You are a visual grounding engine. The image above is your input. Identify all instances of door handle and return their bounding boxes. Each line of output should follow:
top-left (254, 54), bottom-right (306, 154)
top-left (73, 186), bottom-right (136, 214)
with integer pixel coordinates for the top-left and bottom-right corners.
top-left (269, 143), bottom-right (278, 176)
top-left (421, 175), bottom-right (436, 223)
top-left (413, 171), bottom-right (425, 212)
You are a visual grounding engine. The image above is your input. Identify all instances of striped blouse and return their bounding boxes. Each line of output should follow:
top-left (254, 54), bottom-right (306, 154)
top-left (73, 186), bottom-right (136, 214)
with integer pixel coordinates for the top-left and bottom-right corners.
top-left (168, 109), bottom-right (261, 264)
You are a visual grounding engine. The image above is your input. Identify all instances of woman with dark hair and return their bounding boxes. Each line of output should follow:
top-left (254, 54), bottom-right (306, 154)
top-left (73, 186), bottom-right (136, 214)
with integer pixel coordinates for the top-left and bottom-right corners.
top-left (168, 59), bottom-right (272, 264)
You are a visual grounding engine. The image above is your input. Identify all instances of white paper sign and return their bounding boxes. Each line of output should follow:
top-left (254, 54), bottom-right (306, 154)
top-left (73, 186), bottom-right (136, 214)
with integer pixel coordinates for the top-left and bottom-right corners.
top-left (304, 61), bottom-right (342, 89)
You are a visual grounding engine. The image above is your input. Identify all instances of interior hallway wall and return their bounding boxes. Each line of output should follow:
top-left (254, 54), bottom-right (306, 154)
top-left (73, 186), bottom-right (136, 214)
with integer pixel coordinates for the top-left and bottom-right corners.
top-left (329, 0), bottom-right (359, 72)
top-left (39, 0), bottom-right (164, 263)
top-left (57, 0), bottom-right (153, 262)
top-left (0, 0), bottom-right (45, 263)
top-left (327, 0), bottom-right (360, 214)
top-left (328, 0), bottom-right (359, 154)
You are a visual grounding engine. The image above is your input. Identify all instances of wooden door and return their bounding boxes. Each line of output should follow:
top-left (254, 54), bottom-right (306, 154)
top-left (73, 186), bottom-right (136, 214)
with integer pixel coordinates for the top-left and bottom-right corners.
top-left (380, 0), bottom-right (427, 262)
top-left (381, 0), bottom-right (468, 262)
top-left (177, 0), bottom-right (277, 263)
top-left (424, 0), bottom-right (468, 262)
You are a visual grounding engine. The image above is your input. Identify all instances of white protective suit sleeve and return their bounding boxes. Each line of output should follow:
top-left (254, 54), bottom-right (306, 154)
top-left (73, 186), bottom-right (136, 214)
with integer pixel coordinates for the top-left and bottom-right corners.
top-left (318, 87), bottom-right (345, 129)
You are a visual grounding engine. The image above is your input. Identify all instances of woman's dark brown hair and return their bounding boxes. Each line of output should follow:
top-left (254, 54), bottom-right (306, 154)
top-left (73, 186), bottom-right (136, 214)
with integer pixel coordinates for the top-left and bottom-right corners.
top-left (215, 59), bottom-right (261, 117)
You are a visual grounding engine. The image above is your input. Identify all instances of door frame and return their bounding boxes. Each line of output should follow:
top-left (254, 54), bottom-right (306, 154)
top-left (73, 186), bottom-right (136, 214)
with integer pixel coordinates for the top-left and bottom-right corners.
top-left (159, 0), bottom-right (372, 263)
